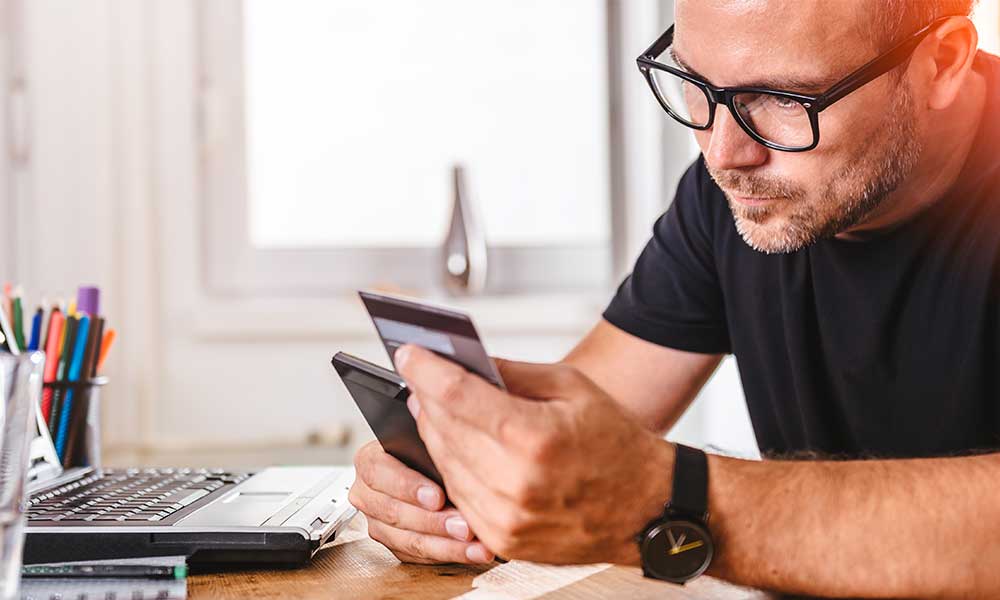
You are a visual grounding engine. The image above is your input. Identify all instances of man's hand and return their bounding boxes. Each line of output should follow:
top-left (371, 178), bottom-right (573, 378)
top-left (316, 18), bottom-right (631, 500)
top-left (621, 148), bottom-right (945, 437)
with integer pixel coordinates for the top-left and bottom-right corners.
top-left (395, 344), bottom-right (675, 565)
top-left (349, 441), bottom-right (495, 564)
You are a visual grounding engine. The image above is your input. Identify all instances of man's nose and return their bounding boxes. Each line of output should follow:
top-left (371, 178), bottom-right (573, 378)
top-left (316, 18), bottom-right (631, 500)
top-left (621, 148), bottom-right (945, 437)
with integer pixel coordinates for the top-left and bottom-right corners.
top-left (701, 108), bottom-right (769, 171)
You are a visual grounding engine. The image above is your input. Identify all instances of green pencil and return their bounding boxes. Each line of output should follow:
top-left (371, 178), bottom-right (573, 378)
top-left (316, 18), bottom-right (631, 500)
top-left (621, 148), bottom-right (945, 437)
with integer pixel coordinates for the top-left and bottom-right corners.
top-left (12, 293), bottom-right (26, 351)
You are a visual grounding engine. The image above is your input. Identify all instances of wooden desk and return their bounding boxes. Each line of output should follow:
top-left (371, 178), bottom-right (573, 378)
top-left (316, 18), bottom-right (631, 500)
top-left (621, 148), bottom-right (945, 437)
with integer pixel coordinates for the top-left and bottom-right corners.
top-left (190, 516), bottom-right (773, 599)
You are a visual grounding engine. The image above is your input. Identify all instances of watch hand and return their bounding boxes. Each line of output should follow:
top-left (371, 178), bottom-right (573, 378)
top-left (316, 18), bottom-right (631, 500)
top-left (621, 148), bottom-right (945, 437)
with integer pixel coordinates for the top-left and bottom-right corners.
top-left (666, 530), bottom-right (678, 548)
top-left (676, 533), bottom-right (686, 547)
top-left (667, 540), bottom-right (705, 556)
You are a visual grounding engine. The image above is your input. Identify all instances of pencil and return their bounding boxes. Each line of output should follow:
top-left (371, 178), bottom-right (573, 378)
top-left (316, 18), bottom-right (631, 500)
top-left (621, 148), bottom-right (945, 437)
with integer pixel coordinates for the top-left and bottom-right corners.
top-left (0, 297), bottom-right (18, 354)
top-left (96, 329), bottom-right (117, 374)
top-left (22, 564), bottom-right (187, 580)
top-left (64, 317), bottom-right (103, 467)
top-left (27, 308), bottom-right (42, 352)
top-left (48, 316), bottom-right (78, 438)
top-left (40, 310), bottom-right (64, 423)
top-left (2, 283), bottom-right (12, 331)
top-left (55, 315), bottom-right (90, 461)
top-left (12, 292), bottom-right (26, 351)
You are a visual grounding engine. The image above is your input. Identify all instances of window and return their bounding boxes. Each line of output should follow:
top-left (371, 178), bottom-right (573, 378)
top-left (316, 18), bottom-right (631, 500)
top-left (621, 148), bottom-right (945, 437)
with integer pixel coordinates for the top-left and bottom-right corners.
top-left (199, 1), bottom-right (631, 295)
top-left (973, 0), bottom-right (1000, 54)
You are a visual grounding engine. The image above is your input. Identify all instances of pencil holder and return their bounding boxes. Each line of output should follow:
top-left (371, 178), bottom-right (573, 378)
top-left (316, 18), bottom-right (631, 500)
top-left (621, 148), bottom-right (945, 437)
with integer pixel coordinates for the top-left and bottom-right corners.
top-left (40, 377), bottom-right (108, 469)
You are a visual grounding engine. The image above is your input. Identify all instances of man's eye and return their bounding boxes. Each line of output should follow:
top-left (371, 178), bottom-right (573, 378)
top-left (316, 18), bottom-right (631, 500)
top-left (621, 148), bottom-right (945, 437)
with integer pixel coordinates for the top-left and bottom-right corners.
top-left (771, 96), bottom-right (801, 110)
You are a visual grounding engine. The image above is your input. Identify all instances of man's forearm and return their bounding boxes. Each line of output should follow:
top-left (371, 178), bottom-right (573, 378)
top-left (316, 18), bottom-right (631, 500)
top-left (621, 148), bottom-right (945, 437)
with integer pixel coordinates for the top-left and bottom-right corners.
top-left (705, 452), bottom-right (1000, 598)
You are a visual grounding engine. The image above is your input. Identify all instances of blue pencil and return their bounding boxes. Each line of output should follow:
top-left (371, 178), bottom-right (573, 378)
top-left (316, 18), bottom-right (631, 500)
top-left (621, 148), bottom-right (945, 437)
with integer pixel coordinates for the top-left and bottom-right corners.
top-left (55, 315), bottom-right (90, 460)
top-left (27, 308), bottom-right (42, 351)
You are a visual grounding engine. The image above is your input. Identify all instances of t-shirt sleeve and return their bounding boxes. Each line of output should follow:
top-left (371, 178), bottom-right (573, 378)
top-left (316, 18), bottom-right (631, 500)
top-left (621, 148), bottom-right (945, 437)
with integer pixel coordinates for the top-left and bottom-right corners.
top-left (602, 159), bottom-right (731, 354)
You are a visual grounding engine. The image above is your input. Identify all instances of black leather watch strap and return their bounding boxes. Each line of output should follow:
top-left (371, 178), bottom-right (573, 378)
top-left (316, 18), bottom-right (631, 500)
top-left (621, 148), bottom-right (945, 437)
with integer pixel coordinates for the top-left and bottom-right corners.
top-left (668, 444), bottom-right (708, 519)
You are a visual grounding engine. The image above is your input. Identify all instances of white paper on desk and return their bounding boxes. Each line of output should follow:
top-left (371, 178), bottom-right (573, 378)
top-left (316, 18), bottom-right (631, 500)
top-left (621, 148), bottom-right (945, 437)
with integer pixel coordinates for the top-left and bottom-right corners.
top-left (455, 560), bottom-right (611, 600)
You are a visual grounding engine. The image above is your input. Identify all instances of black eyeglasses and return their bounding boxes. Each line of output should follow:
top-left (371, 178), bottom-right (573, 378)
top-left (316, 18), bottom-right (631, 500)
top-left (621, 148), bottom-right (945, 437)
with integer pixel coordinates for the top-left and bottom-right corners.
top-left (637, 18), bottom-right (950, 152)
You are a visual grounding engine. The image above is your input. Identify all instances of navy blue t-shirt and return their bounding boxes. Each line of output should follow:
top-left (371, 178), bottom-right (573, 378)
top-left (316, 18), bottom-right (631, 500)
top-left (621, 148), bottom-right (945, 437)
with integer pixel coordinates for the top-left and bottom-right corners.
top-left (604, 52), bottom-right (1000, 459)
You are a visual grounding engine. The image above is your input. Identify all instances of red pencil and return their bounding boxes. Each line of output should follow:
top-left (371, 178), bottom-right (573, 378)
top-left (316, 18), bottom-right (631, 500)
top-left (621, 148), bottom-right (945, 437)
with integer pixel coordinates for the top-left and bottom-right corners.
top-left (40, 310), bottom-right (65, 422)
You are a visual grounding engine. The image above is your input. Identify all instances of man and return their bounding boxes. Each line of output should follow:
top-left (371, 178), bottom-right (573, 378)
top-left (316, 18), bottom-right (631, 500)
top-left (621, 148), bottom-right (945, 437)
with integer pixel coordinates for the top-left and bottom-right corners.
top-left (350, 0), bottom-right (1000, 596)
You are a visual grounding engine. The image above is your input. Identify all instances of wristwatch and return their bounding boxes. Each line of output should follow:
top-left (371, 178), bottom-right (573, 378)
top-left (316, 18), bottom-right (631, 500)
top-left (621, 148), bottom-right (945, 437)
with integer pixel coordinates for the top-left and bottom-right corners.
top-left (637, 444), bottom-right (714, 584)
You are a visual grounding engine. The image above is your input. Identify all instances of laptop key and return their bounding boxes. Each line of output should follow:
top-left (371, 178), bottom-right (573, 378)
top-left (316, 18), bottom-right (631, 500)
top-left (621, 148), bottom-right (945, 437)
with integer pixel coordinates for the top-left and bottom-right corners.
top-left (165, 489), bottom-right (210, 507)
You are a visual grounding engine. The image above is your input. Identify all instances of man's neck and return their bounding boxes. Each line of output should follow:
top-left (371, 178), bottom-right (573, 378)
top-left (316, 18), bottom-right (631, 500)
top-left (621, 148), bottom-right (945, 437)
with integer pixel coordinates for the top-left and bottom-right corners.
top-left (836, 65), bottom-right (988, 240)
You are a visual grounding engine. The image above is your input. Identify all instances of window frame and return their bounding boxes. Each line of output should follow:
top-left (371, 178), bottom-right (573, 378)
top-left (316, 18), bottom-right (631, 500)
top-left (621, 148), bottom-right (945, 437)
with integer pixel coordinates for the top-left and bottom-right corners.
top-left (0, 0), bottom-right (24, 279)
top-left (197, 0), bottom-right (625, 296)
top-left (0, 0), bottom-right (9, 278)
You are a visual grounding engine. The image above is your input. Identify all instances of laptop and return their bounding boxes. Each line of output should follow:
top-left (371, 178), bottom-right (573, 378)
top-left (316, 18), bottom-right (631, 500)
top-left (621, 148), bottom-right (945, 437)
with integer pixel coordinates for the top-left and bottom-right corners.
top-left (22, 391), bottom-right (357, 566)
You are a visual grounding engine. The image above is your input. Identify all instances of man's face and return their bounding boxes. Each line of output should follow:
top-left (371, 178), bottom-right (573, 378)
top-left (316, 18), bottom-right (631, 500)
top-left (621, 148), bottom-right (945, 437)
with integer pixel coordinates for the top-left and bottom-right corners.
top-left (674, 0), bottom-right (925, 253)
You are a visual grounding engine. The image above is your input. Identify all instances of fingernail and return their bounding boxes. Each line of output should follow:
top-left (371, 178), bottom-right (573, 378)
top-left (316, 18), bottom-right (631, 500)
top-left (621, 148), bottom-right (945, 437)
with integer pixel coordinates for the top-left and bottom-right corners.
top-left (466, 544), bottom-right (493, 563)
top-left (444, 516), bottom-right (470, 541)
top-left (407, 395), bottom-right (421, 419)
top-left (395, 345), bottom-right (411, 369)
top-left (416, 485), bottom-right (440, 509)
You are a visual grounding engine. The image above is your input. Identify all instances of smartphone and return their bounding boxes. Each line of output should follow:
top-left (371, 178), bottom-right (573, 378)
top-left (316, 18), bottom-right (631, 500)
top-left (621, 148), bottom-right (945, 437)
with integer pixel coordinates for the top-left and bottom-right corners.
top-left (332, 351), bottom-right (444, 486)
top-left (358, 290), bottom-right (505, 389)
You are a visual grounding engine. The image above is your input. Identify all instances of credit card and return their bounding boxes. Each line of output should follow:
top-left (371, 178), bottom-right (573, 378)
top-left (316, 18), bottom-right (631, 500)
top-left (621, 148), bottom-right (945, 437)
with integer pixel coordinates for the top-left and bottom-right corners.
top-left (358, 291), bottom-right (505, 389)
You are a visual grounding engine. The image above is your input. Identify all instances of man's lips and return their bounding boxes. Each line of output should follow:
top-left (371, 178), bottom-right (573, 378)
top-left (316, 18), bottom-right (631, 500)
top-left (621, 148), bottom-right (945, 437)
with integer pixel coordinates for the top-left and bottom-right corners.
top-left (731, 195), bottom-right (781, 207)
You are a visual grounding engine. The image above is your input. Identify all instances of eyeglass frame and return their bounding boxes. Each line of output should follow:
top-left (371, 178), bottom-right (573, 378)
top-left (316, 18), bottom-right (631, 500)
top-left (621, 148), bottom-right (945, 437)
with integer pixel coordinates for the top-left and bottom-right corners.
top-left (636, 17), bottom-right (952, 152)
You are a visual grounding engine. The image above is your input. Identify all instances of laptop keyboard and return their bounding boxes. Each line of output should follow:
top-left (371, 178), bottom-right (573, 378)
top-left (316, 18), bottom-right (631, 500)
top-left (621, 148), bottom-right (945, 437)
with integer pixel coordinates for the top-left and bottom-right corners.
top-left (27, 468), bottom-right (251, 524)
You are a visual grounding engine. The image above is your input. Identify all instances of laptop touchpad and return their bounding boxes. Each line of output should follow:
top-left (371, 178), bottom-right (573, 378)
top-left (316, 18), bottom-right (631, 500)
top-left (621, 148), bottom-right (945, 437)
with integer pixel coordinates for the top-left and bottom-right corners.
top-left (176, 467), bottom-right (334, 527)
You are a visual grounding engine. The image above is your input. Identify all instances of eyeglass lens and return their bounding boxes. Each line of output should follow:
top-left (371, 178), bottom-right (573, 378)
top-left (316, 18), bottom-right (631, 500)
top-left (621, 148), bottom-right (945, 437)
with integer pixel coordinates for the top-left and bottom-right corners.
top-left (647, 55), bottom-right (815, 148)
top-left (731, 92), bottom-right (813, 148)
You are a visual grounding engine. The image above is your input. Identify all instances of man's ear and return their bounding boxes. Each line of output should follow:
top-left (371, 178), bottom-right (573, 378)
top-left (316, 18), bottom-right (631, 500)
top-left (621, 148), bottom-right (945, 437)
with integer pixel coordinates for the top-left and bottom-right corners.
top-left (918, 16), bottom-right (980, 111)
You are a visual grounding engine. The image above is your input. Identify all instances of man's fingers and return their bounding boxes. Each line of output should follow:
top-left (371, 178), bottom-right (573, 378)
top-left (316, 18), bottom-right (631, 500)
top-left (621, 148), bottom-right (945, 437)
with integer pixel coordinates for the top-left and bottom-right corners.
top-left (349, 478), bottom-right (474, 541)
top-left (396, 345), bottom-right (499, 406)
top-left (367, 518), bottom-right (495, 565)
top-left (412, 401), bottom-right (524, 533)
top-left (493, 358), bottom-right (579, 399)
top-left (354, 440), bottom-right (445, 511)
top-left (398, 346), bottom-right (526, 438)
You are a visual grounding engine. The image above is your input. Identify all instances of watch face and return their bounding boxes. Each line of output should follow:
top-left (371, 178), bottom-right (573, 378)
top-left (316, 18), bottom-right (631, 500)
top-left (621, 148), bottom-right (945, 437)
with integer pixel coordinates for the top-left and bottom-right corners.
top-left (641, 519), bottom-right (713, 583)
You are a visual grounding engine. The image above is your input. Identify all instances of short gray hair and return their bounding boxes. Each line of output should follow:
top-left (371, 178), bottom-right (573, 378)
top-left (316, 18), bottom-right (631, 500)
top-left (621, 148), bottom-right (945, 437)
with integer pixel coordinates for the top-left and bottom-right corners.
top-left (870, 0), bottom-right (979, 49)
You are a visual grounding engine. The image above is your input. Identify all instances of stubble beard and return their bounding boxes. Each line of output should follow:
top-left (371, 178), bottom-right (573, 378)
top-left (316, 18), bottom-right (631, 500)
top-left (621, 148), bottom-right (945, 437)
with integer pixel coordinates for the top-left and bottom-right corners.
top-left (708, 85), bottom-right (924, 254)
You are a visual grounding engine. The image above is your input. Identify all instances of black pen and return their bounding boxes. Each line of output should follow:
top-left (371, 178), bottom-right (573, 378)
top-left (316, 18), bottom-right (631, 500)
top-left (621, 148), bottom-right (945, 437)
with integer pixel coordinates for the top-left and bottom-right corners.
top-left (22, 564), bottom-right (188, 580)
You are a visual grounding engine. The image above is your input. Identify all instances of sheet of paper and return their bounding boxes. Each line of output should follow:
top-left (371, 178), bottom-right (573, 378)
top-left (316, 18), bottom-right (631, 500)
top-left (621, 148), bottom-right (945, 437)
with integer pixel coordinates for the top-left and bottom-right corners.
top-left (455, 560), bottom-right (611, 600)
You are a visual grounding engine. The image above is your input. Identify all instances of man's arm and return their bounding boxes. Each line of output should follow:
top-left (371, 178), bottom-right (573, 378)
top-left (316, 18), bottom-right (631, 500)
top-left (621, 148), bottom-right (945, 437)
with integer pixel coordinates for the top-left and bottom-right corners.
top-left (562, 320), bottom-right (723, 435)
top-left (707, 451), bottom-right (1000, 598)
top-left (396, 345), bottom-right (1000, 598)
top-left (567, 323), bottom-right (1000, 595)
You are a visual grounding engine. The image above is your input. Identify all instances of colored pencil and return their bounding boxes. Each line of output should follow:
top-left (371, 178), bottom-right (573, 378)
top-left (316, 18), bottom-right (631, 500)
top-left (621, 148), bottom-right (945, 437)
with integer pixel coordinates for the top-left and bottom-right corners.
top-left (40, 310), bottom-right (65, 423)
top-left (11, 293), bottom-right (26, 351)
top-left (27, 308), bottom-right (42, 351)
top-left (0, 297), bottom-right (18, 354)
top-left (56, 315), bottom-right (90, 460)
top-left (48, 316), bottom-right (78, 438)
top-left (63, 317), bottom-right (103, 467)
top-left (96, 329), bottom-right (117, 374)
